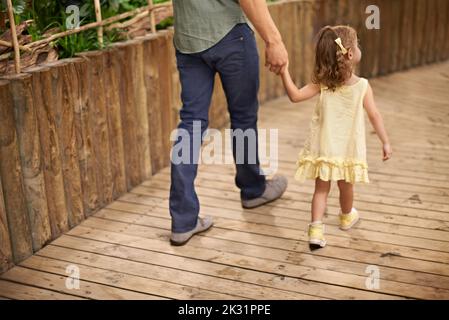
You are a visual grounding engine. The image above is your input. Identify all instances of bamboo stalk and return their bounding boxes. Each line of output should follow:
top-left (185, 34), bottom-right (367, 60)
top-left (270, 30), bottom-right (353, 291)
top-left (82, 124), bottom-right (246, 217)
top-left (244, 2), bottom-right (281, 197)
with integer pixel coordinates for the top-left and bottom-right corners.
top-left (0, 40), bottom-right (32, 52)
top-left (148, 0), bottom-right (157, 33)
top-left (6, 0), bottom-right (21, 73)
top-left (93, 0), bottom-right (104, 48)
top-left (24, 3), bottom-right (172, 50)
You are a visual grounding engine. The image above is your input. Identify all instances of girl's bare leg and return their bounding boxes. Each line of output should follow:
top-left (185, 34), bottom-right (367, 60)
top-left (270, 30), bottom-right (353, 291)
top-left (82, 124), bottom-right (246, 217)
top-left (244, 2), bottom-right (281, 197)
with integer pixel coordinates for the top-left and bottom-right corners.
top-left (311, 178), bottom-right (331, 222)
top-left (337, 180), bottom-right (354, 214)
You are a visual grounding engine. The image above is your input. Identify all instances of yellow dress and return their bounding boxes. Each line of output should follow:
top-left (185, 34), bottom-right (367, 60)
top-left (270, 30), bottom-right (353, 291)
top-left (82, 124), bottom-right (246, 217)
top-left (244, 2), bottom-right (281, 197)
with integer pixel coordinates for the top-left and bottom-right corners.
top-left (295, 78), bottom-right (370, 184)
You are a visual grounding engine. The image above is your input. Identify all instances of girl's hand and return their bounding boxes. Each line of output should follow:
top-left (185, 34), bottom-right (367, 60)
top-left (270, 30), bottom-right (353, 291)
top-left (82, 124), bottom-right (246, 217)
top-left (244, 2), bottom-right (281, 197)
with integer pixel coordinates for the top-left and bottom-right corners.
top-left (280, 60), bottom-right (290, 76)
top-left (383, 143), bottom-right (393, 161)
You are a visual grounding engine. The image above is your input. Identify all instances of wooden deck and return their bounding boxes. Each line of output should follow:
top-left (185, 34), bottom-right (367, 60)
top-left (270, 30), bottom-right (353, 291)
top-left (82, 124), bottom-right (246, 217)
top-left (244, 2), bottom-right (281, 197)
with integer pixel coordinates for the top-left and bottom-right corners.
top-left (1, 61), bottom-right (449, 300)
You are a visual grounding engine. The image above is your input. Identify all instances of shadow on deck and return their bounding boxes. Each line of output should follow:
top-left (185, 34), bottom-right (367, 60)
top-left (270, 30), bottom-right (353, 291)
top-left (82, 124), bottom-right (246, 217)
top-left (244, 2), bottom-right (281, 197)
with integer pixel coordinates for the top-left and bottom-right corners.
top-left (1, 62), bottom-right (449, 300)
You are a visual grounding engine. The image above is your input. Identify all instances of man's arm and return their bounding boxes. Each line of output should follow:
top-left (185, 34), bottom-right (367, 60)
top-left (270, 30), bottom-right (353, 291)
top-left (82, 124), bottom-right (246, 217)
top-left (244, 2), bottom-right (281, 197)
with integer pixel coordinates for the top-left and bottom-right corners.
top-left (239, 0), bottom-right (288, 75)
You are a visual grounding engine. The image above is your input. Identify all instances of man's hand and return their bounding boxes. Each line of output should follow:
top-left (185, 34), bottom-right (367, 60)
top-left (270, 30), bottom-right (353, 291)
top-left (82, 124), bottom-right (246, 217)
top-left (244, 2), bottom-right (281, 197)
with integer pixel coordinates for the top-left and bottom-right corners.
top-left (239, 0), bottom-right (289, 74)
top-left (265, 39), bottom-right (289, 75)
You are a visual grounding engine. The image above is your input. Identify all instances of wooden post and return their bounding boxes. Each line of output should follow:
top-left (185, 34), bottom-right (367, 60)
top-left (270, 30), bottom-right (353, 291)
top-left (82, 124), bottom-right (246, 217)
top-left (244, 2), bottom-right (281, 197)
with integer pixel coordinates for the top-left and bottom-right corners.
top-left (5, 0), bottom-right (20, 73)
top-left (5, 73), bottom-right (51, 252)
top-left (27, 65), bottom-right (69, 238)
top-left (0, 80), bottom-right (33, 263)
top-left (76, 52), bottom-right (113, 207)
top-left (49, 61), bottom-right (85, 228)
top-left (93, 0), bottom-right (104, 48)
top-left (265, 4), bottom-right (279, 100)
top-left (148, 0), bottom-right (157, 33)
top-left (114, 42), bottom-right (142, 189)
top-left (302, 0), bottom-right (314, 84)
top-left (0, 143), bottom-right (13, 273)
top-left (156, 32), bottom-right (173, 167)
top-left (104, 48), bottom-right (127, 197)
top-left (132, 40), bottom-right (153, 180)
top-left (143, 35), bottom-right (164, 173)
top-left (436, 0), bottom-right (448, 62)
top-left (168, 30), bottom-right (182, 131)
top-left (71, 58), bottom-right (100, 214)
top-left (256, 32), bottom-right (267, 104)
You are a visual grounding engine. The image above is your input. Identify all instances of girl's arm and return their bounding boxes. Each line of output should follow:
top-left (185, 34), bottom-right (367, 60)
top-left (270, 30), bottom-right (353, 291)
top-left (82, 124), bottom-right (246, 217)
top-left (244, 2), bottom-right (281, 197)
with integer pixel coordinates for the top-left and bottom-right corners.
top-left (364, 83), bottom-right (393, 161)
top-left (281, 66), bottom-right (320, 103)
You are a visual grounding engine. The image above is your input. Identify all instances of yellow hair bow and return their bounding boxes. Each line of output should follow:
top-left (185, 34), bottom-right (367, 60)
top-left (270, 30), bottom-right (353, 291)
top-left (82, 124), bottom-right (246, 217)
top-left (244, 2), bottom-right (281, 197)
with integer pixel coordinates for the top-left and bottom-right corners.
top-left (334, 37), bottom-right (348, 55)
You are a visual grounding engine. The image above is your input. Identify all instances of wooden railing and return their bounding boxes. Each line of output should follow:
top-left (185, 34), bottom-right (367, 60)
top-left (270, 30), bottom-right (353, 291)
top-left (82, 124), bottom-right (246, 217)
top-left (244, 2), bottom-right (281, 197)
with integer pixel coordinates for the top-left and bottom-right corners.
top-left (1, 0), bottom-right (448, 273)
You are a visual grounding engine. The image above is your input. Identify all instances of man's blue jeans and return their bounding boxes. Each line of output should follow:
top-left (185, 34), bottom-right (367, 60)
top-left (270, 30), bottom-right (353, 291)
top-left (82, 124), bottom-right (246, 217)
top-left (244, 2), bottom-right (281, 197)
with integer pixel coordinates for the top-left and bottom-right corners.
top-left (170, 23), bottom-right (266, 233)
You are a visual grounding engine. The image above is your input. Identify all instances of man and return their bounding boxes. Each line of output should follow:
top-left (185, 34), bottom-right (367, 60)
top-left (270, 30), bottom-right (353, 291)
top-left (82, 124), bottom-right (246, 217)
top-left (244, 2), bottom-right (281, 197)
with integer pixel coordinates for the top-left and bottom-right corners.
top-left (170, 0), bottom-right (289, 246)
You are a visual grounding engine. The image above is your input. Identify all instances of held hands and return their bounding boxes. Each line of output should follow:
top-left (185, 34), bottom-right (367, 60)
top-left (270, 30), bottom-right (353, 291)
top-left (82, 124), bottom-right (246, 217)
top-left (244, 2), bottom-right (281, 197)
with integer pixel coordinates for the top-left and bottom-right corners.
top-left (265, 39), bottom-right (289, 75)
top-left (280, 60), bottom-right (289, 76)
top-left (383, 143), bottom-right (393, 161)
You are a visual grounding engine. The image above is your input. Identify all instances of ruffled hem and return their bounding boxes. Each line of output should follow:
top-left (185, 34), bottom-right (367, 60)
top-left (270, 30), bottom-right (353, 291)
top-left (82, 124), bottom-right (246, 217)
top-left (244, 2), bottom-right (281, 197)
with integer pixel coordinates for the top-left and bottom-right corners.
top-left (295, 156), bottom-right (370, 184)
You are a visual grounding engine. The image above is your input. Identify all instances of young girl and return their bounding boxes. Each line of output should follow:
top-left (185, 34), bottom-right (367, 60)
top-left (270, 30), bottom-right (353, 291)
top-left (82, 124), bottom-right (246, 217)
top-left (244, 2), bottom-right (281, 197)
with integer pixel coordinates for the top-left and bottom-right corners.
top-left (281, 25), bottom-right (392, 250)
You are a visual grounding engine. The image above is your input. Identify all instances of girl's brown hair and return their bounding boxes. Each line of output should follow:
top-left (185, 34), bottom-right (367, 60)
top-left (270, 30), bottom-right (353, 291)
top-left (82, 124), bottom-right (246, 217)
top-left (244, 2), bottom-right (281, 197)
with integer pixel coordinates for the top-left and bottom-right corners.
top-left (312, 25), bottom-right (358, 91)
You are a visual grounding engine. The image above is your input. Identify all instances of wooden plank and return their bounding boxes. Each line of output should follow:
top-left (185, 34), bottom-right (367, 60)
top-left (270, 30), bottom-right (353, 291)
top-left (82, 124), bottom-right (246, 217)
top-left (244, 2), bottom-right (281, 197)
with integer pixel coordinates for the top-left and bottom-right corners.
top-left (22, 254), bottom-right (240, 300)
top-left (0, 173), bottom-right (13, 273)
top-left (124, 187), bottom-right (449, 253)
top-left (5, 73), bottom-right (51, 252)
top-left (146, 173), bottom-right (449, 233)
top-left (79, 214), bottom-right (448, 299)
top-left (36, 245), bottom-right (325, 300)
top-left (54, 233), bottom-right (403, 300)
top-left (0, 266), bottom-right (158, 300)
top-left (50, 61), bottom-right (85, 228)
top-left (156, 168), bottom-right (449, 223)
top-left (104, 49), bottom-right (127, 198)
top-left (64, 224), bottom-right (449, 296)
top-left (117, 191), bottom-right (449, 265)
top-left (79, 213), bottom-right (449, 283)
top-left (128, 185), bottom-right (449, 254)
top-left (0, 80), bottom-right (33, 263)
top-left (199, 170), bottom-right (449, 220)
top-left (0, 279), bottom-right (85, 300)
top-left (35, 244), bottom-right (307, 300)
top-left (114, 202), bottom-right (449, 274)
top-left (66, 226), bottom-right (423, 299)
top-left (27, 66), bottom-right (69, 238)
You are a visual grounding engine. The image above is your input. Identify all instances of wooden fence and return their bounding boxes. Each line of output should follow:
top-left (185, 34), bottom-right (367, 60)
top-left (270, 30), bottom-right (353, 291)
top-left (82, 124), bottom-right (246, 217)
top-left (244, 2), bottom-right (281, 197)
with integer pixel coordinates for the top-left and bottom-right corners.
top-left (1, 0), bottom-right (448, 273)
